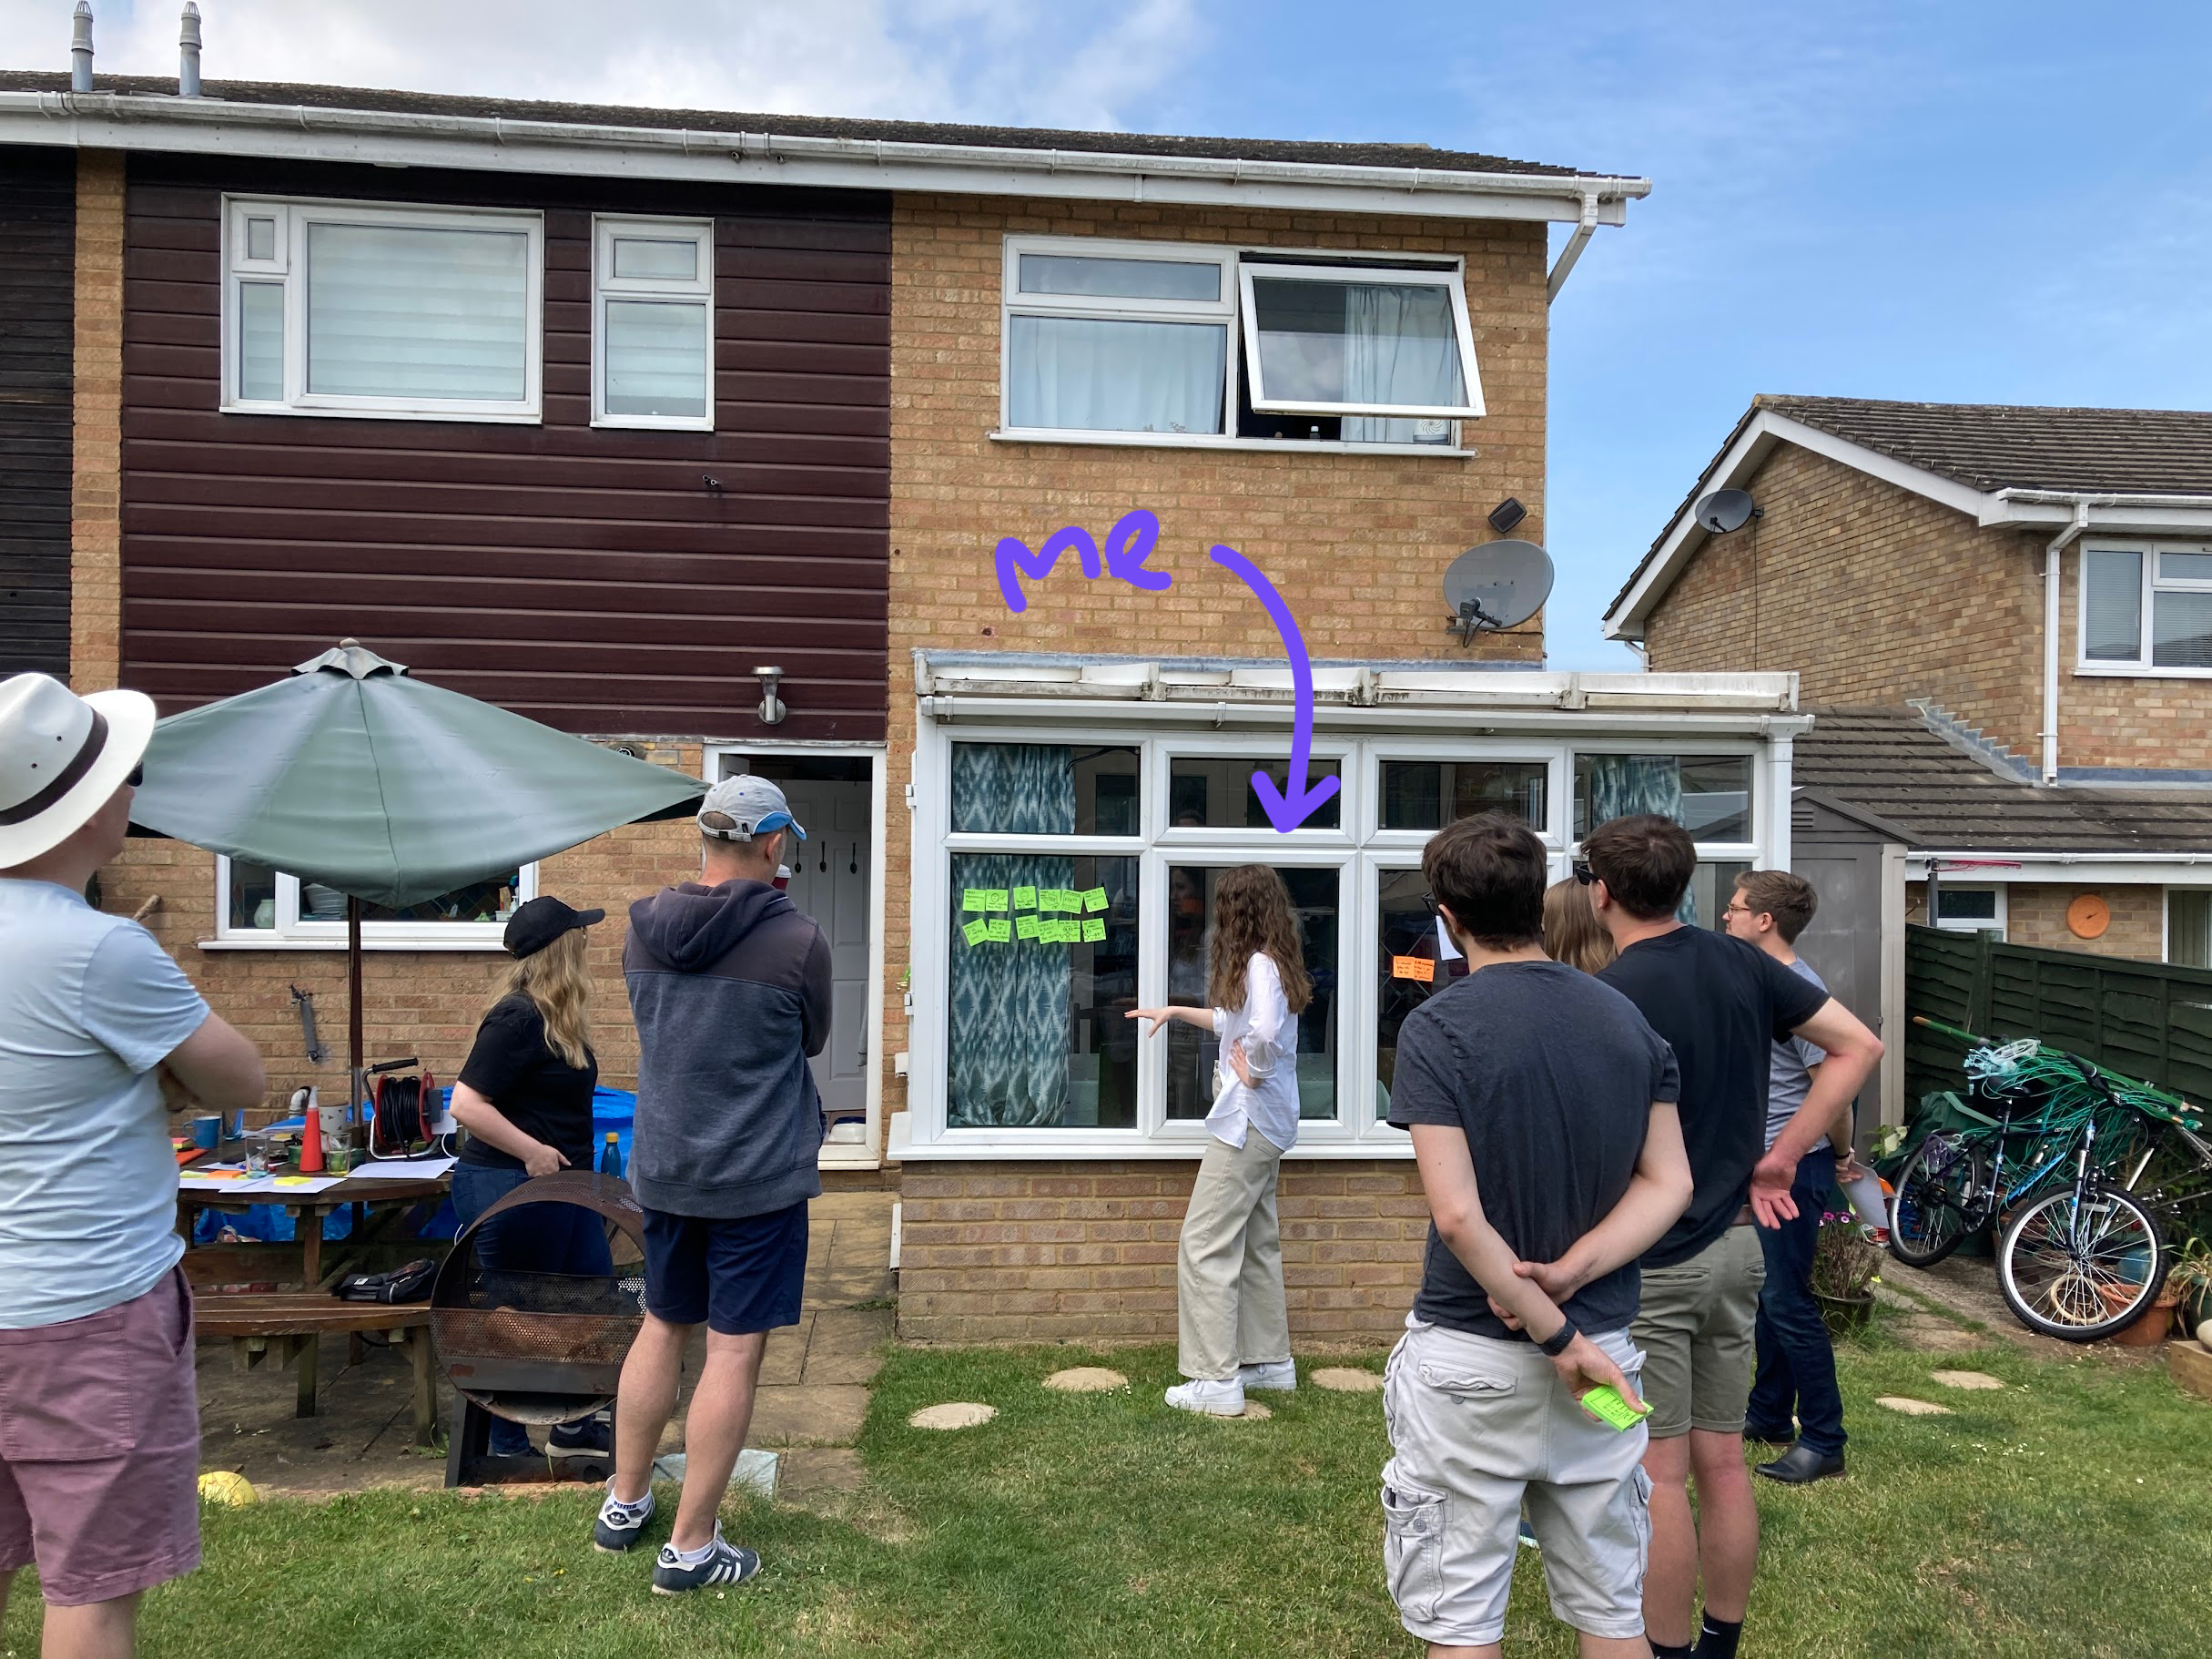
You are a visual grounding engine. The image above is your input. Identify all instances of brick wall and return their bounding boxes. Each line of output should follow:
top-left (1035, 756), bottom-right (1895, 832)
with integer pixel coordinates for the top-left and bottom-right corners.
top-left (898, 1160), bottom-right (1429, 1345)
top-left (1906, 881), bottom-right (2168, 962)
top-left (2054, 545), bottom-right (2212, 769)
top-left (69, 150), bottom-right (123, 692)
top-left (1643, 445), bottom-right (2044, 758)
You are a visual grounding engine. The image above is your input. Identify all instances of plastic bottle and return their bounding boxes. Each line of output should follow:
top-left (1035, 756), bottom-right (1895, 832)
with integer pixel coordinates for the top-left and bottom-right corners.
top-left (599, 1132), bottom-right (624, 1180)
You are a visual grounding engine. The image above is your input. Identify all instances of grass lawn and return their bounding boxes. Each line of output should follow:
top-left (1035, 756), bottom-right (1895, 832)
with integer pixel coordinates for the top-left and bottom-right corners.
top-left (8, 1323), bottom-right (2208, 1658)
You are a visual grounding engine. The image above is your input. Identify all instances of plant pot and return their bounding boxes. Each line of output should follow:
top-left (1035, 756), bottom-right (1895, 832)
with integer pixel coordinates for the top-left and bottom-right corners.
top-left (2103, 1285), bottom-right (2181, 1348)
top-left (1815, 1291), bottom-right (1874, 1338)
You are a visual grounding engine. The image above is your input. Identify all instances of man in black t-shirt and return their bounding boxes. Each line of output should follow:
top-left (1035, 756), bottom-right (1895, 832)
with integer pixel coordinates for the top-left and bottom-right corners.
top-left (1382, 815), bottom-right (1693, 1657)
top-left (1578, 815), bottom-right (1882, 1659)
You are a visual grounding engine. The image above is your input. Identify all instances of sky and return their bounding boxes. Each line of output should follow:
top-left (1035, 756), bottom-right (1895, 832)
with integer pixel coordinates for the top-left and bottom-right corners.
top-left (9, 0), bottom-right (2212, 667)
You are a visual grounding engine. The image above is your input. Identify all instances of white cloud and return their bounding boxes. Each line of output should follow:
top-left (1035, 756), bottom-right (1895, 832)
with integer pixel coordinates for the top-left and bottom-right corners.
top-left (0, 0), bottom-right (1203, 131)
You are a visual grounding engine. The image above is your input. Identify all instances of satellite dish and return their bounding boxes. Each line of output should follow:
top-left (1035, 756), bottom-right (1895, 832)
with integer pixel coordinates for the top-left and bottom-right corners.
top-left (1443, 540), bottom-right (1555, 641)
top-left (1693, 489), bottom-right (1757, 534)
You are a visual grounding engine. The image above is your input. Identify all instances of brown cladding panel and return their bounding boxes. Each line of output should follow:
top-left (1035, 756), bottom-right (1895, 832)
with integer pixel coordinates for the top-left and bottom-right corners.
top-left (0, 148), bottom-right (74, 679)
top-left (119, 157), bottom-right (889, 738)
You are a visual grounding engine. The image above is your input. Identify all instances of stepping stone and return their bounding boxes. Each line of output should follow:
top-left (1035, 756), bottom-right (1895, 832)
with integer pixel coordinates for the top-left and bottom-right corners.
top-left (1216, 1402), bottom-right (1272, 1421)
top-left (1043, 1366), bottom-right (1127, 1393)
top-left (1930, 1369), bottom-right (2006, 1391)
top-left (908, 1401), bottom-right (997, 1431)
top-left (1875, 1396), bottom-right (1953, 1417)
top-left (1311, 1367), bottom-right (1385, 1393)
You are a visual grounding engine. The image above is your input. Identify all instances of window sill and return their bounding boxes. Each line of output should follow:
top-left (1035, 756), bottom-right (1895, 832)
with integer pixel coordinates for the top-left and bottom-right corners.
top-left (2074, 662), bottom-right (2212, 680)
top-left (220, 402), bottom-right (543, 425)
top-left (199, 935), bottom-right (510, 953)
top-left (899, 1135), bottom-right (1412, 1161)
top-left (989, 430), bottom-right (1476, 459)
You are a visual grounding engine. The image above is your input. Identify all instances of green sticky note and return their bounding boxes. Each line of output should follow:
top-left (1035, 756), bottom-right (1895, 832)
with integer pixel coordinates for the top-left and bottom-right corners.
top-left (963, 919), bottom-right (989, 946)
top-left (1082, 886), bottom-right (1109, 912)
top-left (1051, 889), bottom-right (1078, 912)
top-left (1082, 917), bottom-right (1106, 942)
top-left (1015, 914), bottom-right (1040, 940)
top-left (1013, 886), bottom-right (1038, 911)
top-left (985, 918), bottom-right (1012, 942)
top-left (962, 888), bottom-right (988, 913)
top-left (1060, 920), bottom-right (1084, 943)
top-left (984, 889), bottom-right (1010, 912)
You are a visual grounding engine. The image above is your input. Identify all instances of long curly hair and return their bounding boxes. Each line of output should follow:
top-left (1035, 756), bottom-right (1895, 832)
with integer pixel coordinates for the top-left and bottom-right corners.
top-left (487, 925), bottom-right (594, 1070)
top-left (1206, 865), bottom-right (1313, 1015)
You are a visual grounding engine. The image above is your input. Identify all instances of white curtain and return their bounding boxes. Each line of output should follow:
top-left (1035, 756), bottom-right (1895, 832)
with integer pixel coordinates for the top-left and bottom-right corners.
top-left (604, 300), bottom-right (709, 418)
top-left (1009, 315), bottom-right (1225, 433)
top-left (305, 221), bottom-right (530, 402)
top-left (1341, 282), bottom-right (1461, 442)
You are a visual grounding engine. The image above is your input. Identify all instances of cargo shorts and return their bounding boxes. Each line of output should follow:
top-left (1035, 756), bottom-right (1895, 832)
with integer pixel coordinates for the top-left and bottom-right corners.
top-left (1630, 1225), bottom-right (1767, 1440)
top-left (1380, 1319), bottom-right (1652, 1648)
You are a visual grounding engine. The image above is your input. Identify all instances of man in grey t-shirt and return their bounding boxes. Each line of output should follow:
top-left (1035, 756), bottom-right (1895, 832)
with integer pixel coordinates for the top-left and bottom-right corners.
top-left (1723, 870), bottom-right (1853, 1484)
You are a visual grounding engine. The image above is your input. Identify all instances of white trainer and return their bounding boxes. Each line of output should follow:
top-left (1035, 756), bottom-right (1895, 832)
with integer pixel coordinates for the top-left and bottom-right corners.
top-left (1165, 1377), bottom-right (1246, 1416)
top-left (1237, 1360), bottom-right (1297, 1392)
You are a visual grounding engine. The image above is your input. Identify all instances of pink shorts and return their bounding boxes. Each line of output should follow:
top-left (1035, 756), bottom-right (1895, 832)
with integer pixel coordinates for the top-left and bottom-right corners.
top-left (0, 1267), bottom-right (201, 1605)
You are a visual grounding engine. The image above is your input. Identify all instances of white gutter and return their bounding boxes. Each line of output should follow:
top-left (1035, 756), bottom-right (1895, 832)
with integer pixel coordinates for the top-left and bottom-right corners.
top-left (1546, 189), bottom-right (1601, 302)
top-left (919, 695), bottom-right (1811, 738)
top-left (2042, 500), bottom-right (2094, 783)
top-left (1, 89), bottom-right (1650, 224)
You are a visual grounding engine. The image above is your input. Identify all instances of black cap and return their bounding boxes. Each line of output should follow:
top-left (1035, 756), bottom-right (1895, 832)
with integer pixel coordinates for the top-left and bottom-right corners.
top-left (503, 895), bottom-right (604, 959)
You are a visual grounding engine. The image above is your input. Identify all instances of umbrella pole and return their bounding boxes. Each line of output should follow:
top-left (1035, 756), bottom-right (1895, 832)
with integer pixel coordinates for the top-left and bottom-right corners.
top-left (348, 895), bottom-right (366, 1131)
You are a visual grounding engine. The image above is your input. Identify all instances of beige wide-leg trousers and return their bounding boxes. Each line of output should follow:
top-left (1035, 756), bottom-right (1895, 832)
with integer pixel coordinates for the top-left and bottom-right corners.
top-left (1176, 1128), bottom-right (1291, 1380)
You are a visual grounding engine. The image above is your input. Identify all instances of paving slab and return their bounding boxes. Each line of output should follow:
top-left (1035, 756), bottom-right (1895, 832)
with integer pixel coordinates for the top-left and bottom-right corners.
top-left (759, 1313), bottom-right (815, 1387)
top-left (1930, 1369), bottom-right (2007, 1391)
top-left (749, 1383), bottom-right (873, 1447)
top-left (802, 1308), bottom-right (894, 1386)
top-left (1875, 1396), bottom-right (1953, 1417)
top-left (777, 1447), bottom-right (868, 1510)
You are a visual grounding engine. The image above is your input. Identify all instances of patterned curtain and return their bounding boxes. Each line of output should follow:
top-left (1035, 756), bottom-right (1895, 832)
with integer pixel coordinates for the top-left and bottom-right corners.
top-left (948, 746), bottom-right (1076, 1128)
top-left (1584, 756), bottom-right (1702, 925)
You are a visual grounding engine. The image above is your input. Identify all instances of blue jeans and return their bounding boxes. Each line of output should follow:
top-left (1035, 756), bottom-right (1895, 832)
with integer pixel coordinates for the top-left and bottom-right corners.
top-left (1748, 1146), bottom-right (1846, 1457)
top-left (452, 1161), bottom-right (614, 1457)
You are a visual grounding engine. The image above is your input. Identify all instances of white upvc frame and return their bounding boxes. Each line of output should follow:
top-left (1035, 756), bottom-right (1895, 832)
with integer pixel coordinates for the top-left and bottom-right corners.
top-left (996, 233), bottom-right (1472, 450)
top-left (908, 722), bottom-right (1769, 1157)
top-left (1236, 260), bottom-right (1485, 419)
top-left (591, 214), bottom-right (715, 432)
top-left (705, 740), bottom-right (889, 1172)
top-left (2075, 540), bottom-right (2212, 677)
top-left (1930, 884), bottom-right (2006, 937)
top-left (219, 194), bottom-right (544, 422)
top-left (204, 856), bottom-right (537, 951)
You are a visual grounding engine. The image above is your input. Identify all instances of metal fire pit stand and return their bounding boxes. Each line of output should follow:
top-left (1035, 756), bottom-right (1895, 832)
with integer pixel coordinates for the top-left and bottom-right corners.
top-left (431, 1170), bottom-right (647, 1488)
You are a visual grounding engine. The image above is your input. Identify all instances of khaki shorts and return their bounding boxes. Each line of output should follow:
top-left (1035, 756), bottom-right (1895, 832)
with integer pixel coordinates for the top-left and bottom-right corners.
top-left (1380, 1321), bottom-right (1653, 1648)
top-left (1630, 1226), bottom-right (1767, 1440)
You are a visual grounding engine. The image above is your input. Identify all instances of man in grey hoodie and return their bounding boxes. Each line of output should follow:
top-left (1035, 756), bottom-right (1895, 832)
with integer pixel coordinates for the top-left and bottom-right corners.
top-left (593, 774), bottom-right (832, 1595)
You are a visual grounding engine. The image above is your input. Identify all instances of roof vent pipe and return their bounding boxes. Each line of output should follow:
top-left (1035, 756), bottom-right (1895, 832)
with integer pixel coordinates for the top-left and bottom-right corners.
top-left (70, 2), bottom-right (94, 93)
top-left (179, 4), bottom-right (202, 97)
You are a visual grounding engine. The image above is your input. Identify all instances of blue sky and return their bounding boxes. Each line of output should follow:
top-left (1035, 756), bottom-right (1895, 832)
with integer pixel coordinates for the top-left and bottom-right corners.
top-left (14, 1), bottom-right (2210, 667)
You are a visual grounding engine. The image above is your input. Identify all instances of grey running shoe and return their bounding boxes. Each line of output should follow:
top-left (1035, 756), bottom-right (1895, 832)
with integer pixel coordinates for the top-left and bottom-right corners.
top-left (592, 1483), bottom-right (655, 1553)
top-left (651, 1525), bottom-right (762, 1595)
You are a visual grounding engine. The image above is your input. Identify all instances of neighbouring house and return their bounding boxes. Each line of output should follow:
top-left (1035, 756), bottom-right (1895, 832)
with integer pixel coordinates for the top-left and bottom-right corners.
top-left (1606, 394), bottom-right (2212, 1004)
top-left (4, 47), bottom-right (1813, 1345)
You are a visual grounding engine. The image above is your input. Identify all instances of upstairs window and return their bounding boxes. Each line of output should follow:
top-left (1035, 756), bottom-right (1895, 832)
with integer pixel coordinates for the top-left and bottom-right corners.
top-left (222, 198), bottom-right (543, 422)
top-left (2081, 545), bottom-right (2212, 672)
top-left (594, 217), bottom-right (715, 430)
top-left (999, 237), bottom-right (1482, 448)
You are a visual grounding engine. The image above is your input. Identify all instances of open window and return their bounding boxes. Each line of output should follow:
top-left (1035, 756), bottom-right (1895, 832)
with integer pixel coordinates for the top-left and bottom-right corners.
top-left (1237, 262), bottom-right (1483, 422)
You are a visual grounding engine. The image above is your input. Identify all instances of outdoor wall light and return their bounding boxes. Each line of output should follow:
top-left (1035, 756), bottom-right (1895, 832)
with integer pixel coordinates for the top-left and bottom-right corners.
top-left (755, 665), bottom-right (787, 726)
top-left (1487, 497), bottom-right (1527, 534)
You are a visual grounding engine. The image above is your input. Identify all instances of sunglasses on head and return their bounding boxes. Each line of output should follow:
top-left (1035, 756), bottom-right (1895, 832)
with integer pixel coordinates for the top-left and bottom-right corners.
top-left (1572, 859), bottom-right (1596, 886)
top-left (126, 762), bottom-right (143, 788)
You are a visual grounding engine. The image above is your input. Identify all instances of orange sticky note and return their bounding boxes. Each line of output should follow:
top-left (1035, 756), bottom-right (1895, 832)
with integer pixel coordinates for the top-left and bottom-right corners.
top-left (1392, 955), bottom-right (1435, 982)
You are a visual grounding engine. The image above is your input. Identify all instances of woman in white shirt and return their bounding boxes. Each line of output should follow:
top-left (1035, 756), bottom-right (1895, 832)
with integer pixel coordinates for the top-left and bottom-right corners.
top-left (1128, 864), bottom-right (1314, 1416)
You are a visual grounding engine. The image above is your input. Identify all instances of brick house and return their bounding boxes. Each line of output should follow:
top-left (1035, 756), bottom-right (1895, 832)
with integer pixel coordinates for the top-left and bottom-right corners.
top-left (3, 66), bottom-right (1811, 1345)
top-left (1606, 395), bottom-right (2212, 978)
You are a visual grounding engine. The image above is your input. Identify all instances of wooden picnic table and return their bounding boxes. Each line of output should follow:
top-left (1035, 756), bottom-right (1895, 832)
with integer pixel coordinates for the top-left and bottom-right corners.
top-left (178, 1167), bottom-right (453, 1441)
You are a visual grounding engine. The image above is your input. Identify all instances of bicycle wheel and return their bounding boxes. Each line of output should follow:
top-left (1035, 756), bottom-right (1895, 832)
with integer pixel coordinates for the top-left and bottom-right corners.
top-left (1888, 1131), bottom-right (1988, 1267)
top-left (1997, 1186), bottom-right (2167, 1341)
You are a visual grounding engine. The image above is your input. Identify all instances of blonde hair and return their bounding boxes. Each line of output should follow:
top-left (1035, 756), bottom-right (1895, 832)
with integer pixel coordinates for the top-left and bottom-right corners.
top-left (1544, 877), bottom-right (1616, 976)
top-left (1207, 865), bottom-right (1314, 1015)
top-left (487, 926), bottom-right (594, 1070)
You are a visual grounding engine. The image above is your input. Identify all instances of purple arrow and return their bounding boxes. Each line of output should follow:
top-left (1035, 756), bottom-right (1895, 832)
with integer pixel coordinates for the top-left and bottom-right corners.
top-left (1208, 543), bottom-right (1341, 833)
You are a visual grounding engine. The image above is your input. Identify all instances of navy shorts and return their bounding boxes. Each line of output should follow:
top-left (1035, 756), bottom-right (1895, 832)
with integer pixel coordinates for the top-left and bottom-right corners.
top-left (640, 1202), bottom-right (808, 1336)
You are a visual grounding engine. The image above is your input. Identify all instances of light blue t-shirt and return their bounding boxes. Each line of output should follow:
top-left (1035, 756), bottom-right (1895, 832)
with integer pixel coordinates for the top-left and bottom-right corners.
top-left (1763, 956), bottom-right (1831, 1154)
top-left (0, 879), bottom-right (209, 1328)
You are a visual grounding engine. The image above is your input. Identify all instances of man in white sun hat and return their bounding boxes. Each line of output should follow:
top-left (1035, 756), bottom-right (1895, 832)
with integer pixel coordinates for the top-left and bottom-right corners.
top-left (0, 673), bottom-right (265, 1655)
top-left (594, 772), bottom-right (831, 1595)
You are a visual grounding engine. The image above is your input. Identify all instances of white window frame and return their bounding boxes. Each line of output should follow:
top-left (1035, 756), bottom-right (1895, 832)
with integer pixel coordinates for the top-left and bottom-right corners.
top-left (2075, 541), bottom-right (2212, 677)
top-left (205, 857), bottom-right (538, 951)
top-left (220, 195), bottom-right (544, 423)
top-left (1236, 260), bottom-right (1485, 419)
top-left (996, 234), bottom-right (1474, 453)
top-left (1930, 884), bottom-right (2006, 937)
top-left (592, 215), bottom-right (715, 432)
top-left (908, 725), bottom-right (1768, 1156)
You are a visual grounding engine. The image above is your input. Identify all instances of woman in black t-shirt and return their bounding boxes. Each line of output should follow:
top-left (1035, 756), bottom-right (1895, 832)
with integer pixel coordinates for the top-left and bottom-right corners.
top-left (449, 895), bottom-right (612, 1461)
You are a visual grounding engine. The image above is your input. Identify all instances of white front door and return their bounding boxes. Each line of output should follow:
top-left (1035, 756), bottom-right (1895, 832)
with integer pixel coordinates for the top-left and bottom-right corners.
top-left (776, 778), bottom-right (872, 1127)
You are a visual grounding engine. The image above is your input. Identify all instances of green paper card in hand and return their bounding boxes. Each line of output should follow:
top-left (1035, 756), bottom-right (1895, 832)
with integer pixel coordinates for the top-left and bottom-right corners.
top-left (1579, 1386), bottom-right (1650, 1432)
top-left (962, 919), bottom-right (989, 947)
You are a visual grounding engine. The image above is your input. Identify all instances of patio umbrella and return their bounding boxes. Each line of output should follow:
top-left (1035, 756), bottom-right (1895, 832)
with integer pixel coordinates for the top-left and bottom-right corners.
top-left (129, 638), bottom-right (706, 1104)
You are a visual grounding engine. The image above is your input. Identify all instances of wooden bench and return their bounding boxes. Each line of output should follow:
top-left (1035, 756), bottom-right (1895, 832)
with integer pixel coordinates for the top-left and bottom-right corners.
top-left (196, 1293), bottom-right (438, 1446)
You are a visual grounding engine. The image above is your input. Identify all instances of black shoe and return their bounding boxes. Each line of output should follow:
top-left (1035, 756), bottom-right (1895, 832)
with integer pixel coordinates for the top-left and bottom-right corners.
top-left (1742, 1422), bottom-right (1797, 1448)
top-left (1756, 1444), bottom-right (1845, 1485)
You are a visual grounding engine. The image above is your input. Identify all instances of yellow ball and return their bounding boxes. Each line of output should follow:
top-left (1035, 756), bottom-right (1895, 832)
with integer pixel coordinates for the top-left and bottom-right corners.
top-left (198, 1471), bottom-right (258, 1507)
